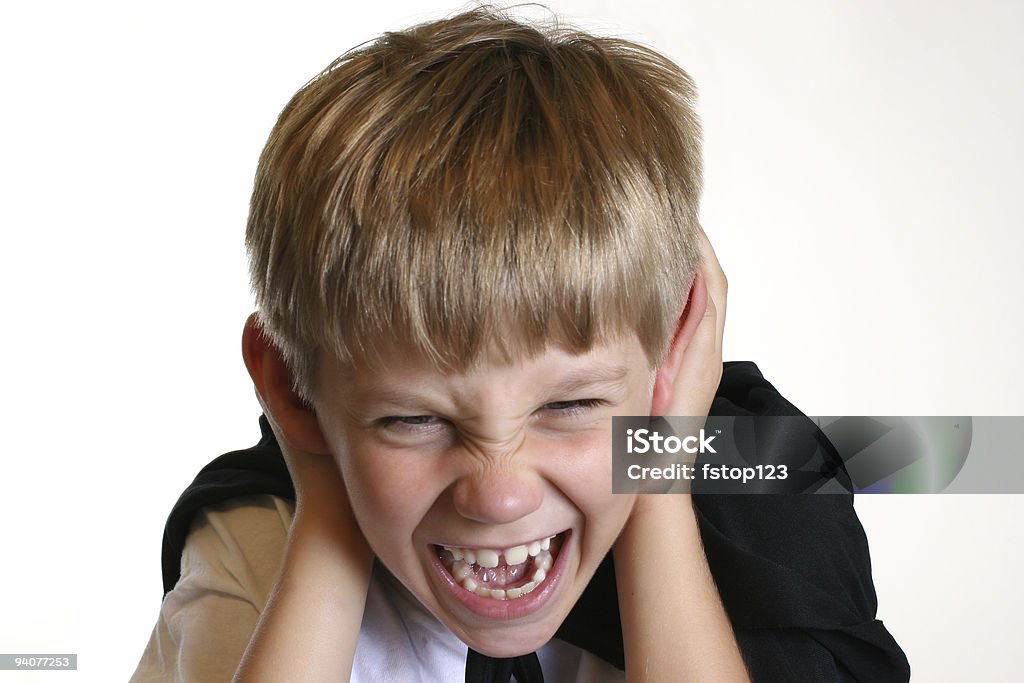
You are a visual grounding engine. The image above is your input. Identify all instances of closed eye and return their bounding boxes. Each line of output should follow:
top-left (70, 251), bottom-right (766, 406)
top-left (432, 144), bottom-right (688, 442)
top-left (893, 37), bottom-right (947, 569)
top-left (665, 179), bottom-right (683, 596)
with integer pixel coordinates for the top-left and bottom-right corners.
top-left (377, 415), bottom-right (444, 430)
top-left (541, 398), bottom-right (606, 416)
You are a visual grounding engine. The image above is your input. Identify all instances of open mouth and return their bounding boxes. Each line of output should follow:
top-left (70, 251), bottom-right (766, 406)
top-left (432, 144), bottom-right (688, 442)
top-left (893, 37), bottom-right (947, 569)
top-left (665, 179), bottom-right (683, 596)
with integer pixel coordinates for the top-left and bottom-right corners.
top-left (434, 532), bottom-right (565, 601)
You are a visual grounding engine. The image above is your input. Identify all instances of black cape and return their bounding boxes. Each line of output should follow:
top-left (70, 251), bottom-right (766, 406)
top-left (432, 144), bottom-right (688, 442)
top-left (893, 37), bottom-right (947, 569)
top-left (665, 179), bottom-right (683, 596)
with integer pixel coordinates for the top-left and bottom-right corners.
top-left (160, 361), bottom-right (910, 681)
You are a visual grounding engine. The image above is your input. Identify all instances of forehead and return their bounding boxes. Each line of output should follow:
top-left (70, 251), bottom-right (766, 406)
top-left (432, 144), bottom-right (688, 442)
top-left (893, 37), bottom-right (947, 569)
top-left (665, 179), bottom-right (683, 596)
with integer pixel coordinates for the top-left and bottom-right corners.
top-left (314, 334), bottom-right (653, 404)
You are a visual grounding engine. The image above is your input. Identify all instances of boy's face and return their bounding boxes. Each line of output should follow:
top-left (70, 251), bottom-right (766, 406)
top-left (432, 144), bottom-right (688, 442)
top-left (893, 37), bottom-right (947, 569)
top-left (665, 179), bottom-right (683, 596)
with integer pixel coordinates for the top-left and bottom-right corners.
top-left (312, 335), bottom-right (656, 657)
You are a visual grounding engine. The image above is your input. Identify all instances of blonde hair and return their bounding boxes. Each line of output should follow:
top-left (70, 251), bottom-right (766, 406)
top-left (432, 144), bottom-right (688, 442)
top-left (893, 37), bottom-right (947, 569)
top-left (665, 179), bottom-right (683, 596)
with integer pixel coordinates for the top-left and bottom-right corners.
top-left (246, 7), bottom-right (703, 398)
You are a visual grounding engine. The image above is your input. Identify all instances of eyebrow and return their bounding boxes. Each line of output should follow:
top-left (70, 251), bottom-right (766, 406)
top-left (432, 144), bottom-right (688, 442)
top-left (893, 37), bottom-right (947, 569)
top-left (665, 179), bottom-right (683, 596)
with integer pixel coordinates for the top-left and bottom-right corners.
top-left (547, 364), bottom-right (632, 396)
top-left (348, 363), bottom-right (633, 411)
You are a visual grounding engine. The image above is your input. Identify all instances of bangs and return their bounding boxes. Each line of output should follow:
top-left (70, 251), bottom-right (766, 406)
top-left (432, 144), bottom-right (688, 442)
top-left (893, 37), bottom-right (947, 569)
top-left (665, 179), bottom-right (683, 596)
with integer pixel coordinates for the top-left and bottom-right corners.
top-left (317, 182), bottom-right (691, 374)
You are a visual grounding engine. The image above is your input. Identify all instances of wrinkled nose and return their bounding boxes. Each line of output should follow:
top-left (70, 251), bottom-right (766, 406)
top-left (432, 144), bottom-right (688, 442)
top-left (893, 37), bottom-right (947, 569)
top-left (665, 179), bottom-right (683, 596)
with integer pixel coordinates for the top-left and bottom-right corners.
top-left (451, 467), bottom-right (543, 525)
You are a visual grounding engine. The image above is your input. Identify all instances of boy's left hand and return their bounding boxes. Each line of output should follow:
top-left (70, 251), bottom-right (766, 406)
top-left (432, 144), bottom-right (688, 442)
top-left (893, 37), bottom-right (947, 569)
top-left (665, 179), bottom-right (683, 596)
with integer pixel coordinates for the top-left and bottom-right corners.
top-left (631, 224), bottom-right (726, 511)
top-left (613, 228), bottom-right (749, 681)
top-left (236, 315), bottom-right (373, 682)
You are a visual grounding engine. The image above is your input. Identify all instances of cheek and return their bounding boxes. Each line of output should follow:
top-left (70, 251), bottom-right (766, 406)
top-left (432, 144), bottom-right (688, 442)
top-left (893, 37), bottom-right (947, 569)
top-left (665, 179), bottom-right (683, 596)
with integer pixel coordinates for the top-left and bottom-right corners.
top-left (559, 433), bottom-right (634, 524)
top-left (329, 435), bottom-right (440, 550)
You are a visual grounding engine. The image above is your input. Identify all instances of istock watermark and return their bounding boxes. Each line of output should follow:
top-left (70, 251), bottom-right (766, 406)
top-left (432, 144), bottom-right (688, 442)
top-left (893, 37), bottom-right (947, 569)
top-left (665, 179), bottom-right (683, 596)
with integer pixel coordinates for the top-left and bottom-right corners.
top-left (625, 427), bottom-right (717, 454)
top-left (612, 416), bottom-right (1024, 494)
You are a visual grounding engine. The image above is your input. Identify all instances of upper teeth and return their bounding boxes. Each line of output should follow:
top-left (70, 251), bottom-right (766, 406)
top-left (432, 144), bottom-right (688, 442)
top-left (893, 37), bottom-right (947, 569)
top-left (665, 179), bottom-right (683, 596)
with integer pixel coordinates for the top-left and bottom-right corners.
top-left (443, 533), bottom-right (556, 568)
top-left (440, 533), bottom-right (560, 601)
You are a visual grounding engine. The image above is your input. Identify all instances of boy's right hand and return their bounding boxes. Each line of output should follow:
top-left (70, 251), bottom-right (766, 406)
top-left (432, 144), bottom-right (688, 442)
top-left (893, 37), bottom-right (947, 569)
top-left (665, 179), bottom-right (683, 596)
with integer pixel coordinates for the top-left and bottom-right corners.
top-left (241, 313), bottom-right (368, 541)
top-left (235, 315), bottom-right (373, 682)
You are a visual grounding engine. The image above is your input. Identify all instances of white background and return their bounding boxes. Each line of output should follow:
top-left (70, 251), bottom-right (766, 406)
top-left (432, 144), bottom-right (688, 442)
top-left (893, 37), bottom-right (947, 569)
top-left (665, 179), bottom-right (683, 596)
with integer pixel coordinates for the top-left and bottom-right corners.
top-left (2, 1), bottom-right (1022, 680)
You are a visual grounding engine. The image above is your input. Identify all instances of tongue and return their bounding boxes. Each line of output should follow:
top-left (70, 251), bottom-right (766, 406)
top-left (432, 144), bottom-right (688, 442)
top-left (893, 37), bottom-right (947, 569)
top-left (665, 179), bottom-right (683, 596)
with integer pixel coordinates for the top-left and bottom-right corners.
top-left (473, 558), bottom-right (533, 588)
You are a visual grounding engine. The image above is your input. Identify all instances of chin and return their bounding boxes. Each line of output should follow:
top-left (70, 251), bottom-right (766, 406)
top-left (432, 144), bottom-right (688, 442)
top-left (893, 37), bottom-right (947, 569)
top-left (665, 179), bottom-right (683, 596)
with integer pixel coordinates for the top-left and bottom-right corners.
top-left (453, 612), bottom-right (565, 658)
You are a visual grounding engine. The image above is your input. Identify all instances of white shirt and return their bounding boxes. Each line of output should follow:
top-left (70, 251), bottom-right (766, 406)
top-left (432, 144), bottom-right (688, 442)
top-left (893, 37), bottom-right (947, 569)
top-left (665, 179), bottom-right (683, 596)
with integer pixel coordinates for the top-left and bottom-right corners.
top-left (130, 495), bottom-right (624, 682)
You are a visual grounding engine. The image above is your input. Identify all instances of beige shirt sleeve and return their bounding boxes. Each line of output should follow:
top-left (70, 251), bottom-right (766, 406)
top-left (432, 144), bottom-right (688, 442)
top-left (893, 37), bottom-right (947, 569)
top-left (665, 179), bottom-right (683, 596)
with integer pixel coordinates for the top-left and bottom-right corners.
top-left (130, 495), bottom-right (295, 683)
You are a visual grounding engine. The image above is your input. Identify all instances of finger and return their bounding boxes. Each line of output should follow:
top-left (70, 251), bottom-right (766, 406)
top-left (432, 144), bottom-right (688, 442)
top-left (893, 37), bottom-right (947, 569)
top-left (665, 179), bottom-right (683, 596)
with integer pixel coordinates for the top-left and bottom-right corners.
top-left (694, 226), bottom-right (727, 348)
top-left (670, 286), bottom-right (722, 417)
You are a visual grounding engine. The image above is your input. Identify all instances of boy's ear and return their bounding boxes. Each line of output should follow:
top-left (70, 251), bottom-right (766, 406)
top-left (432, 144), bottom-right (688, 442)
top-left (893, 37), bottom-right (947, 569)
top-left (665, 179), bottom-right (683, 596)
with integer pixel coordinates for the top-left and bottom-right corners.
top-left (241, 313), bottom-right (330, 455)
top-left (650, 272), bottom-right (708, 416)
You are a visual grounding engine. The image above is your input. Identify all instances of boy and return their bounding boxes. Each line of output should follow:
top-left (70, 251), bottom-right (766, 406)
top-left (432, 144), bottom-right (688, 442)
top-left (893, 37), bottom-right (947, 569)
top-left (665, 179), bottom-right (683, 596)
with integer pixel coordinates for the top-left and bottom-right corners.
top-left (133, 8), bottom-right (909, 681)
